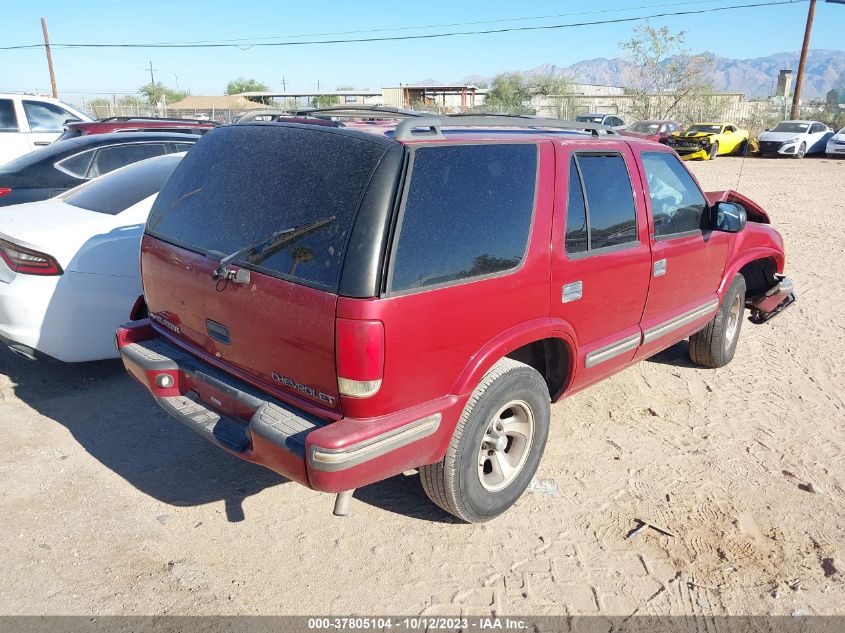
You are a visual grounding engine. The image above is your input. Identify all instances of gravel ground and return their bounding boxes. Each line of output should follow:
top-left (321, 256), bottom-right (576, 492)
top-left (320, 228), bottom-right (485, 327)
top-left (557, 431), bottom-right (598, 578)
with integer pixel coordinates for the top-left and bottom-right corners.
top-left (1, 155), bottom-right (843, 618)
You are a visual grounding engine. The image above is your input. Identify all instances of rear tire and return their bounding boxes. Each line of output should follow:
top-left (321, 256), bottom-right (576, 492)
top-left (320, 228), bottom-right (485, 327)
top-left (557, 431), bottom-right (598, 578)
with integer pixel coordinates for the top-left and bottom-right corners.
top-left (708, 142), bottom-right (719, 160)
top-left (737, 140), bottom-right (748, 156)
top-left (420, 358), bottom-right (550, 523)
top-left (689, 275), bottom-right (746, 368)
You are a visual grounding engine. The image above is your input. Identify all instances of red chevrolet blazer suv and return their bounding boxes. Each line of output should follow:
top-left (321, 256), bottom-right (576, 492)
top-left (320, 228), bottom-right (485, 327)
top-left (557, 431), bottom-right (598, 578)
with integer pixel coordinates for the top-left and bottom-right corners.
top-left (117, 110), bottom-right (795, 522)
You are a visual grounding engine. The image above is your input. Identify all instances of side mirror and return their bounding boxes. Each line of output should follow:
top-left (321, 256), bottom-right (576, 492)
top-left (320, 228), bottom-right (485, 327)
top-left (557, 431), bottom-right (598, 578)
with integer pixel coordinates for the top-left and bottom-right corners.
top-left (712, 201), bottom-right (747, 233)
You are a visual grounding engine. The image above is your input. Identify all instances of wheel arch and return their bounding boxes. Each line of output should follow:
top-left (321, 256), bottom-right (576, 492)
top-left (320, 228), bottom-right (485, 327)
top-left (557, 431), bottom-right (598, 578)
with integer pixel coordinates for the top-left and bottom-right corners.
top-left (452, 318), bottom-right (577, 403)
top-left (718, 248), bottom-right (784, 298)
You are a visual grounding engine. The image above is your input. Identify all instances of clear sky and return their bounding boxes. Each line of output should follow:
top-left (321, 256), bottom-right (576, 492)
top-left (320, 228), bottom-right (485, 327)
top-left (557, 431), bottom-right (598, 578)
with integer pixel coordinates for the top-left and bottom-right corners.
top-left (2, 0), bottom-right (842, 104)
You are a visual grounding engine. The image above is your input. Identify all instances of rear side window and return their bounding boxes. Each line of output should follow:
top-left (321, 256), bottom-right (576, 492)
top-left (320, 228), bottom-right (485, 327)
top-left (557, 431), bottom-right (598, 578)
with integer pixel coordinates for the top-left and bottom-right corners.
top-left (88, 143), bottom-right (167, 178)
top-left (565, 159), bottom-right (588, 254)
top-left (570, 153), bottom-right (637, 251)
top-left (56, 150), bottom-right (95, 178)
top-left (389, 144), bottom-right (537, 294)
top-left (0, 99), bottom-right (18, 132)
top-left (63, 154), bottom-right (181, 215)
top-left (147, 125), bottom-right (390, 291)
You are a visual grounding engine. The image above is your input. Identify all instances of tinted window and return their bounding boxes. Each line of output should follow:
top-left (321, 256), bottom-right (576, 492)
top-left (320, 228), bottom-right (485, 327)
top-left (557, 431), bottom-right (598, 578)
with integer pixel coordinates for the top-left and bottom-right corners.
top-left (88, 143), bottom-right (167, 178)
top-left (565, 158), bottom-right (588, 254)
top-left (56, 150), bottom-right (95, 178)
top-left (148, 125), bottom-right (389, 291)
top-left (771, 122), bottom-right (810, 133)
top-left (0, 99), bottom-right (18, 132)
top-left (390, 144), bottom-right (537, 293)
top-left (173, 142), bottom-right (195, 152)
top-left (576, 154), bottom-right (637, 250)
top-left (22, 100), bottom-right (79, 132)
top-left (641, 152), bottom-right (708, 237)
top-left (63, 154), bottom-right (181, 215)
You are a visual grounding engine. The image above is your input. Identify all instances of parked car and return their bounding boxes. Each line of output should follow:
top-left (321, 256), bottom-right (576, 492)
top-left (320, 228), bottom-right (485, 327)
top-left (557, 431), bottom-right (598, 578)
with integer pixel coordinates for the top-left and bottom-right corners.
top-left (620, 120), bottom-right (682, 143)
top-left (0, 153), bottom-right (183, 362)
top-left (575, 113), bottom-right (626, 130)
top-left (57, 116), bottom-right (218, 141)
top-left (117, 116), bottom-right (794, 522)
top-left (0, 132), bottom-right (195, 207)
top-left (827, 126), bottom-right (845, 158)
top-left (757, 120), bottom-right (833, 158)
top-left (0, 92), bottom-right (92, 165)
top-left (666, 122), bottom-right (750, 160)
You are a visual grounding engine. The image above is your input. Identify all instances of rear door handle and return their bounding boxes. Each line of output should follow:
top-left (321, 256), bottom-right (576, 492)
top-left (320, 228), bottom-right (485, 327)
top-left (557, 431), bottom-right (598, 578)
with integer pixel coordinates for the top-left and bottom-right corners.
top-left (653, 259), bottom-right (667, 277)
top-left (562, 281), bottom-right (583, 303)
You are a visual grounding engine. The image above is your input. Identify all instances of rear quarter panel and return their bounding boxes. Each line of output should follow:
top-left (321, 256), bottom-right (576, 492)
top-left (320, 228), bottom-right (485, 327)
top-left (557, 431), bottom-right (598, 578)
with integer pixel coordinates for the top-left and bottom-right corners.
top-left (335, 141), bottom-right (556, 420)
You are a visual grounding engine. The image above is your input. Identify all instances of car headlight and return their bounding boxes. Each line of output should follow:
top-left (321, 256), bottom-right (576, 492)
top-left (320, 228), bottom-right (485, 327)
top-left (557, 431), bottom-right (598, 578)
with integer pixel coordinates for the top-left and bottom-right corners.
top-left (786, 136), bottom-right (800, 144)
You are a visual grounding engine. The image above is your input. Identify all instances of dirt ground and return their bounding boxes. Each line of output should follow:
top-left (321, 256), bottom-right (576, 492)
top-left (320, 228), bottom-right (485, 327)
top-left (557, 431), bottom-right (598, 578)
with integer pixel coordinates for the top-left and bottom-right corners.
top-left (1, 156), bottom-right (843, 618)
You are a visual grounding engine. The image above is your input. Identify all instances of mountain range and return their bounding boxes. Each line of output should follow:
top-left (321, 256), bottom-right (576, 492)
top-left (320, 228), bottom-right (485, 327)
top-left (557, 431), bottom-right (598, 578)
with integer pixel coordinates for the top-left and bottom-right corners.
top-left (448, 49), bottom-right (845, 98)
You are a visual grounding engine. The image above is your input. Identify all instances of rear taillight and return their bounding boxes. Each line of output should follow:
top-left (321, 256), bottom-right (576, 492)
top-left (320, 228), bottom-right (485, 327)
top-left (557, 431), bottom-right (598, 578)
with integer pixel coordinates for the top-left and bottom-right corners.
top-left (0, 238), bottom-right (63, 275)
top-left (0, 188), bottom-right (11, 198)
top-left (336, 318), bottom-right (384, 398)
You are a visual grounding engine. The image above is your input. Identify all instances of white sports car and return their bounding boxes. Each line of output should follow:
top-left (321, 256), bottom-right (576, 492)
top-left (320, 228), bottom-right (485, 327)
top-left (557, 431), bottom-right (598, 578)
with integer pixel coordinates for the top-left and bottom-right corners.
top-left (757, 120), bottom-right (833, 158)
top-left (0, 152), bottom-right (183, 362)
top-left (826, 126), bottom-right (845, 158)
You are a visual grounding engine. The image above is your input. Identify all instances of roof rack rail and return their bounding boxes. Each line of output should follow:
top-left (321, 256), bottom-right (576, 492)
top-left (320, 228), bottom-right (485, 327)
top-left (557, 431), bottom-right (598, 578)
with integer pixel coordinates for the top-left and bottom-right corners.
top-left (294, 105), bottom-right (427, 118)
top-left (393, 114), bottom-right (618, 141)
top-left (97, 116), bottom-right (219, 125)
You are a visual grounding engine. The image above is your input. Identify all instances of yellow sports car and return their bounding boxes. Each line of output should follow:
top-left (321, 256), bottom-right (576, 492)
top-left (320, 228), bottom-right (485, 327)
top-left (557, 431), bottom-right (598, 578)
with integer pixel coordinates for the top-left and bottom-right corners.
top-left (665, 122), bottom-right (750, 160)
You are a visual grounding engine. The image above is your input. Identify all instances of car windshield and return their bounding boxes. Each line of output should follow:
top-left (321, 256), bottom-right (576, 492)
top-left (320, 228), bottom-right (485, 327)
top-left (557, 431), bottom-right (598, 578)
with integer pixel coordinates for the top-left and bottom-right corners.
top-left (685, 124), bottom-right (722, 133)
top-left (576, 115), bottom-right (604, 123)
top-left (62, 153), bottom-right (183, 215)
top-left (771, 122), bottom-right (811, 133)
top-left (629, 122), bottom-right (660, 133)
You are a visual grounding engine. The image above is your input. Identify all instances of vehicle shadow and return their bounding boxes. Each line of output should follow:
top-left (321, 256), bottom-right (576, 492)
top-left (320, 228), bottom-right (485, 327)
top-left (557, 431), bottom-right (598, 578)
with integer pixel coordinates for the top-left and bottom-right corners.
top-left (0, 347), bottom-right (285, 522)
top-left (645, 340), bottom-right (698, 368)
top-left (0, 347), bottom-right (456, 523)
top-left (353, 473), bottom-right (455, 524)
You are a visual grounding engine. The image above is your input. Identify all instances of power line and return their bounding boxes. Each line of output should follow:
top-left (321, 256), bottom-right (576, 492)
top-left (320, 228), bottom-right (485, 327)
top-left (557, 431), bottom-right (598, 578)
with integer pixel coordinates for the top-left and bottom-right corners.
top-left (0, 0), bottom-right (807, 51)
top-left (101, 0), bottom-right (758, 46)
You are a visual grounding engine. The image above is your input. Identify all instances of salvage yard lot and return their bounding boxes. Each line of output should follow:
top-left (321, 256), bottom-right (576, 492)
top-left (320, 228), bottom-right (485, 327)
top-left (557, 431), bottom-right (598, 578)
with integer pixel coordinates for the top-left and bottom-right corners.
top-left (1, 157), bottom-right (843, 617)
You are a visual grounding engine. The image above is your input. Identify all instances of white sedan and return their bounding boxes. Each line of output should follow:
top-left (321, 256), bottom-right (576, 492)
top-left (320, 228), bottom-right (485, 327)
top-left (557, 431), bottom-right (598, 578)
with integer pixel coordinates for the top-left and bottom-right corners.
top-left (757, 120), bottom-right (833, 158)
top-left (827, 126), bottom-right (845, 158)
top-left (0, 153), bottom-right (183, 362)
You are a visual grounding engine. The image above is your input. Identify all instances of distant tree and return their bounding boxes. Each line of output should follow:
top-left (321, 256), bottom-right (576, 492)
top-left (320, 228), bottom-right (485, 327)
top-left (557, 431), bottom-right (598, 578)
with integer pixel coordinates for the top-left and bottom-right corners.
top-left (87, 98), bottom-right (110, 107)
top-left (531, 72), bottom-right (575, 118)
top-left (621, 24), bottom-right (716, 121)
top-left (225, 77), bottom-right (271, 103)
top-left (118, 95), bottom-right (143, 107)
top-left (139, 82), bottom-right (187, 107)
top-left (483, 72), bottom-right (534, 114)
top-left (312, 94), bottom-right (340, 107)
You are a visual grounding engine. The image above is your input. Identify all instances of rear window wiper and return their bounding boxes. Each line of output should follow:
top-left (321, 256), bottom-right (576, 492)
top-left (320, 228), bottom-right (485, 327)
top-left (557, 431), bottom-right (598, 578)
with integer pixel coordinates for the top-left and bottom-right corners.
top-left (211, 215), bottom-right (336, 283)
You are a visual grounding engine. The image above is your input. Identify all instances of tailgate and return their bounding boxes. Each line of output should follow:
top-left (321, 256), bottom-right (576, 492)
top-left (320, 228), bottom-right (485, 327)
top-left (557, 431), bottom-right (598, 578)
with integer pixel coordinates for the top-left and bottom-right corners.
top-left (142, 235), bottom-right (341, 412)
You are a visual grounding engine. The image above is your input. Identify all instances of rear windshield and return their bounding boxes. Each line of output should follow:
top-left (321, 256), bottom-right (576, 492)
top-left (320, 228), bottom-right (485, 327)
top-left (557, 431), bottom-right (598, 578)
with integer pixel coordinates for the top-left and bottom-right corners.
top-left (576, 115), bottom-right (604, 123)
top-left (146, 125), bottom-right (390, 291)
top-left (62, 153), bottom-right (182, 215)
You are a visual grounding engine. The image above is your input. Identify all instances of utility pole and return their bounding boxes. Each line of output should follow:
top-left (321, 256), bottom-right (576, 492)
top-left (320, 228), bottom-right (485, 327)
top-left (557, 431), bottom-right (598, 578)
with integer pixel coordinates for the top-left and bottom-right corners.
top-left (148, 61), bottom-right (157, 86)
top-left (281, 76), bottom-right (287, 91)
top-left (40, 17), bottom-right (58, 98)
top-left (790, 0), bottom-right (816, 119)
top-left (175, 74), bottom-right (179, 91)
